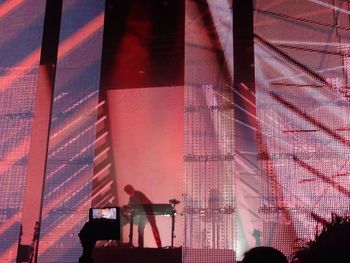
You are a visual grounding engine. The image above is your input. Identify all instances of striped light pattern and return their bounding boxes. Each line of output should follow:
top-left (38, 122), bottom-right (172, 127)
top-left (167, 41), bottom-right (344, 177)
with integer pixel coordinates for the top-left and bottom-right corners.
top-left (0, 1), bottom-right (46, 261)
top-left (255, 0), bottom-right (350, 258)
top-left (36, 1), bottom-right (104, 262)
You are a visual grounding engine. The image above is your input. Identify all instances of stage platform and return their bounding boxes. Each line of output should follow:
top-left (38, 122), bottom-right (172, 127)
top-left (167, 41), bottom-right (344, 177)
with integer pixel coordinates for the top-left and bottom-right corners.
top-left (92, 247), bottom-right (182, 263)
top-left (92, 246), bottom-right (237, 263)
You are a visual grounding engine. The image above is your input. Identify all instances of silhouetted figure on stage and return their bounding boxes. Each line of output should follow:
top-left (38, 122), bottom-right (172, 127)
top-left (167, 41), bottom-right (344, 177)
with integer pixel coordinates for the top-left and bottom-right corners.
top-left (242, 247), bottom-right (288, 263)
top-left (124, 184), bottom-right (162, 248)
top-left (292, 214), bottom-right (350, 263)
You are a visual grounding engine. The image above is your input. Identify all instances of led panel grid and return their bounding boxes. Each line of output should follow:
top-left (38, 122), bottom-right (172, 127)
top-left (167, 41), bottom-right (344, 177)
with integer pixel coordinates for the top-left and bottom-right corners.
top-left (37, 1), bottom-right (104, 262)
top-left (0, 67), bottom-right (40, 261)
top-left (255, 0), bottom-right (350, 258)
top-left (0, 1), bottom-right (46, 260)
top-left (184, 1), bottom-right (235, 262)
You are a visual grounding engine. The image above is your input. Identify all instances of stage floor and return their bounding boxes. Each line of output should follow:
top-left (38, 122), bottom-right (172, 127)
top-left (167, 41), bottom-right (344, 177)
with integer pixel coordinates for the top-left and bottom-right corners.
top-left (92, 246), bottom-right (238, 263)
top-left (93, 246), bottom-right (182, 263)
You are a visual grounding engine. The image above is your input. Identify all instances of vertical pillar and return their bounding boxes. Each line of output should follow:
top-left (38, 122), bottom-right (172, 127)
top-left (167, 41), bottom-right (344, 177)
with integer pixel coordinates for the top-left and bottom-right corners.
top-left (232, 0), bottom-right (260, 258)
top-left (20, 0), bottom-right (63, 251)
top-left (184, 0), bottom-right (235, 262)
top-left (36, 1), bottom-right (105, 262)
top-left (0, 1), bottom-right (46, 261)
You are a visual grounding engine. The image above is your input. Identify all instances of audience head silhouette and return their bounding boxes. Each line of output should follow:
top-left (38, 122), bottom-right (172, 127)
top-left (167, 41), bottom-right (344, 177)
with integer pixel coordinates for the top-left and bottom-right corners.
top-left (242, 246), bottom-right (288, 263)
top-left (292, 213), bottom-right (350, 263)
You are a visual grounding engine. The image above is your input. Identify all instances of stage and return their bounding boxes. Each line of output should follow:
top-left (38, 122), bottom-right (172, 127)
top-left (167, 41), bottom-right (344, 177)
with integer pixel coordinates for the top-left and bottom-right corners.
top-left (92, 247), bottom-right (237, 263)
top-left (93, 247), bottom-right (182, 263)
top-left (1, 0), bottom-right (350, 262)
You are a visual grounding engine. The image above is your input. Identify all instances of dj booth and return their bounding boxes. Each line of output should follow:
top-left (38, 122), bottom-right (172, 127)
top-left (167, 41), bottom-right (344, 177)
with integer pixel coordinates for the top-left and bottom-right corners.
top-left (125, 204), bottom-right (176, 247)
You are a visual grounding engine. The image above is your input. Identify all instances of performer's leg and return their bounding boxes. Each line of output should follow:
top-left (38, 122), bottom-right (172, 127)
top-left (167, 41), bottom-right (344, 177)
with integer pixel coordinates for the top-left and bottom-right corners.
top-left (137, 221), bottom-right (146, 248)
top-left (119, 214), bottom-right (129, 245)
top-left (147, 215), bottom-right (162, 248)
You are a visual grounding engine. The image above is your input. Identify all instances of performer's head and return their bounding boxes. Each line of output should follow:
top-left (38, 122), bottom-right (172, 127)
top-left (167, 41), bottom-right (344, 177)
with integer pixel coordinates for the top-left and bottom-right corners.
top-left (124, 184), bottom-right (135, 196)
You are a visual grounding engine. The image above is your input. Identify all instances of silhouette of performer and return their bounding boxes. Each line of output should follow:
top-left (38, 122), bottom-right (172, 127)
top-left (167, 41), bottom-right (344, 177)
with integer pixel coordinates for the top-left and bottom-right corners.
top-left (124, 184), bottom-right (162, 248)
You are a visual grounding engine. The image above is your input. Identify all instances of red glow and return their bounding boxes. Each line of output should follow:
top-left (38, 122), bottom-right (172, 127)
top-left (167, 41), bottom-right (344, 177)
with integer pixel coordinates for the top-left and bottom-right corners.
top-left (0, 0), bottom-right (23, 18)
top-left (109, 8), bottom-right (152, 89)
top-left (106, 87), bottom-right (184, 247)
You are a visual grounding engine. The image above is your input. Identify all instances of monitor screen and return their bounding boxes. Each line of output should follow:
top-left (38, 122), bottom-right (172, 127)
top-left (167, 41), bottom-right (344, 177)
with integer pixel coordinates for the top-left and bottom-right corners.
top-left (90, 207), bottom-right (118, 220)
